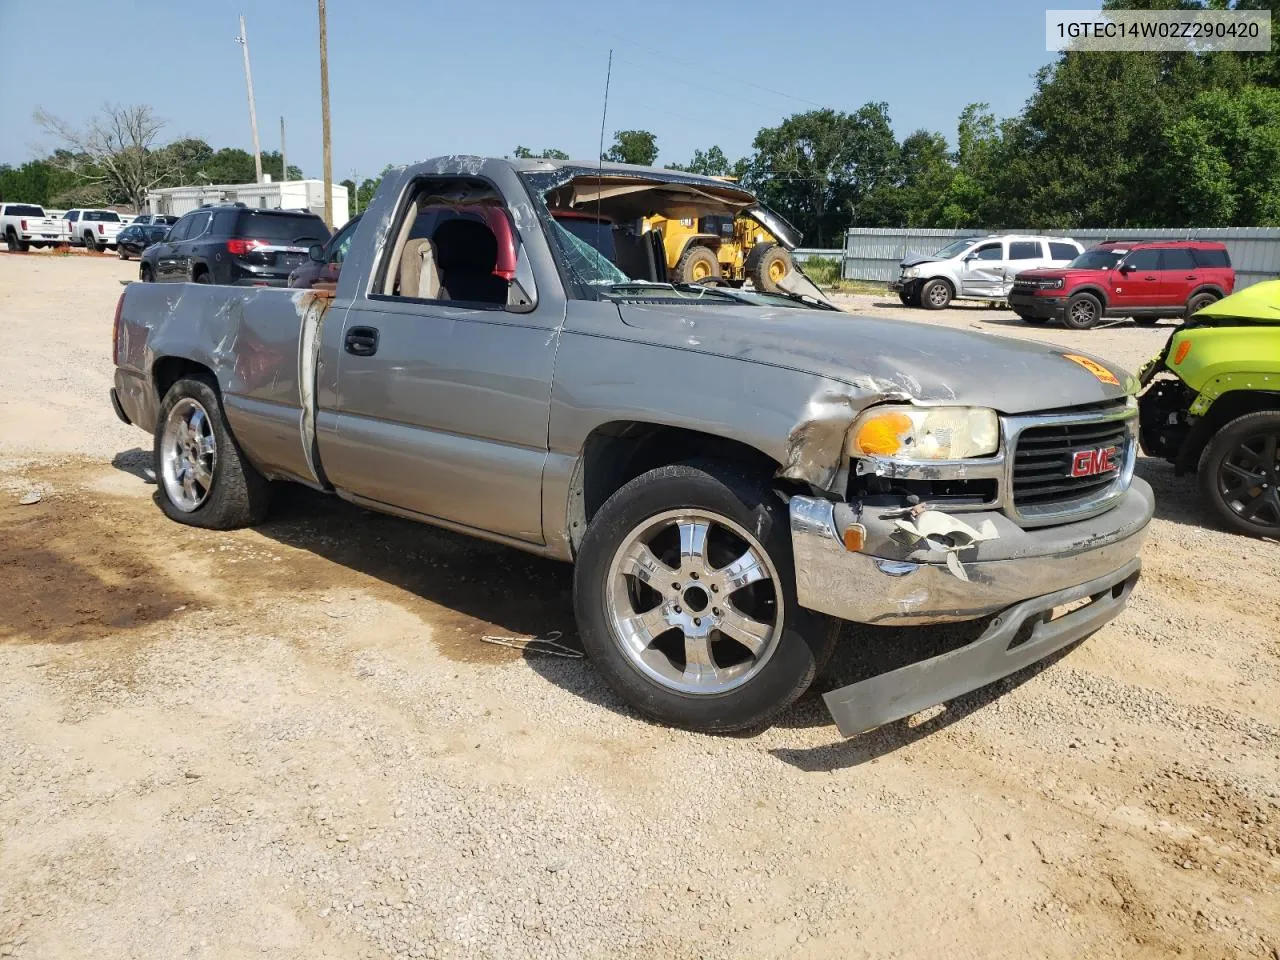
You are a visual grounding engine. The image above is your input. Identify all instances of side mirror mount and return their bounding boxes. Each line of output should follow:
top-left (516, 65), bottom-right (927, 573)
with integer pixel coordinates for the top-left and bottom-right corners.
top-left (308, 243), bottom-right (325, 263)
top-left (1119, 262), bottom-right (1136, 274)
top-left (506, 243), bottom-right (538, 314)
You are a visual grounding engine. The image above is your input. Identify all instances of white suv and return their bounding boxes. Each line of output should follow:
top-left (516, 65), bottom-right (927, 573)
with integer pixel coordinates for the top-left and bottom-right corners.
top-left (889, 234), bottom-right (1083, 310)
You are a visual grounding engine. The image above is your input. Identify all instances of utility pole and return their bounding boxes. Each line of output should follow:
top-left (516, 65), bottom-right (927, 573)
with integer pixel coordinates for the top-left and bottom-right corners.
top-left (280, 116), bottom-right (288, 183)
top-left (351, 169), bottom-right (359, 214)
top-left (235, 14), bottom-right (264, 184)
top-left (318, 0), bottom-right (333, 228)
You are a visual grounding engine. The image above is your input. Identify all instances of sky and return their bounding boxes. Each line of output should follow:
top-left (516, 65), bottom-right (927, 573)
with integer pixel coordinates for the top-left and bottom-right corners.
top-left (0, 0), bottom-right (1077, 181)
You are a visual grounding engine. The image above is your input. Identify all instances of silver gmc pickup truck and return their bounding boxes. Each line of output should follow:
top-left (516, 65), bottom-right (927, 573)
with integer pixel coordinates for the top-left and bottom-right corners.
top-left (109, 156), bottom-right (1154, 736)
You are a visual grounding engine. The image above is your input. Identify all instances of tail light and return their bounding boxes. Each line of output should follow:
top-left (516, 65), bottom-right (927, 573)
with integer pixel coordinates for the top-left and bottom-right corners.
top-left (20, 220), bottom-right (27, 230)
top-left (226, 238), bottom-right (266, 255)
top-left (111, 291), bottom-right (125, 363)
top-left (98, 224), bottom-right (105, 234)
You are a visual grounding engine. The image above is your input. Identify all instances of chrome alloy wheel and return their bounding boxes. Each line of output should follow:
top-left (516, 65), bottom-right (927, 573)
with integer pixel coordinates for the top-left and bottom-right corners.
top-left (161, 397), bottom-right (217, 512)
top-left (605, 509), bottom-right (783, 694)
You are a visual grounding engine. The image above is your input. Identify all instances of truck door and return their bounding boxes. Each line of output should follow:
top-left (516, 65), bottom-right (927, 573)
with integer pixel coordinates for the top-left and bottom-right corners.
top-left (316, 176), bottom-right (563, 545)
top-left (959, 241), bottom-right (1007, 297)
top-left (1003, 240), bottom-right (1043, 295)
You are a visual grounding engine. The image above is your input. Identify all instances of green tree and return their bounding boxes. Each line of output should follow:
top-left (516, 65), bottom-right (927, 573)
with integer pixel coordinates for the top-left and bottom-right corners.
top-left (888, 130), bottom-right (956, 227)
top-left (0, 158), bottom-right (80, 206)
top-left (512, 145), bottom-right (570, 160)
top-left (1163, 85), bottom-right (1280, 225)
top-left (744, 105), bottom-right (900, 244)
top-left (603, 130), bottom-right (658, 166)
top-left (668, 145), bottom-right (735, 177)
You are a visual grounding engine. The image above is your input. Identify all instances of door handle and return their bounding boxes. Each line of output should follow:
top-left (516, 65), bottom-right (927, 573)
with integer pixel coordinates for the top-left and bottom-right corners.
top-left (1184, 274), bottom-right (1198, 279)
top-left (345, 326), bottom-right (379, 356)
top-left (1144, 276), bottom-right (1158, 281)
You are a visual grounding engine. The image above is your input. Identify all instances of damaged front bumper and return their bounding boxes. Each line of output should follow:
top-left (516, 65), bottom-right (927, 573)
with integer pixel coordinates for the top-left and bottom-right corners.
top-left (788, 480), bottom-right (1154, 735)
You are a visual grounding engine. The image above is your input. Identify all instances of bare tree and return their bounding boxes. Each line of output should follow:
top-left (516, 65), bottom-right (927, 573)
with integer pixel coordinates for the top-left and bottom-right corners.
top-left (34, 103), bottom-right (176, 210)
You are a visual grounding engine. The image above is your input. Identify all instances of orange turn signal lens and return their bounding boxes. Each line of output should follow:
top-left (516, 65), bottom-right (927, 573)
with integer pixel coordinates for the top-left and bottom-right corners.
top-left (854, 411), bottom-right (913, 456)
top-left (842, 524), bottom-right (866, 552)
top-left (1173, 339), bottom-right (1192, 365)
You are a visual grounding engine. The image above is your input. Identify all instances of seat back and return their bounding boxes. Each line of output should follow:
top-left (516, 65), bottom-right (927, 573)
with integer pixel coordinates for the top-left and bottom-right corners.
top-left (399, 237), bottom-right (440, 299)
top-left (433, 219), bottom-right (508, 304)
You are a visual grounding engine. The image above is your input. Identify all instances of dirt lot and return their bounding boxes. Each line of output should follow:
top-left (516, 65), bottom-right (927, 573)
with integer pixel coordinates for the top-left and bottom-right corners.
top-left (1, 252), bottom-right (1277, 960)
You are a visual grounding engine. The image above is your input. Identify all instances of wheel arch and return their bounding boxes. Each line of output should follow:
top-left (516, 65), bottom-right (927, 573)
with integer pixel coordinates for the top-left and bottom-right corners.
top-left (1187, 283), bottom-right (1226, 305)
top-left (1177, 389), bottom-right (1280, 473)
top-left (567, 421), bottom-right (781, 551)
top-left (1068, 285), bottom-right (1108, 308)
top-left (153, 356), bottom-right (218, 406)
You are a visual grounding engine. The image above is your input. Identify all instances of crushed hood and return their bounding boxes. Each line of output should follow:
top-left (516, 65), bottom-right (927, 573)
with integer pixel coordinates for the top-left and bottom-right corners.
top-left (614, 303), bottom-right (1135, 413)
top-left (900, 253), bottom-right (941, 268)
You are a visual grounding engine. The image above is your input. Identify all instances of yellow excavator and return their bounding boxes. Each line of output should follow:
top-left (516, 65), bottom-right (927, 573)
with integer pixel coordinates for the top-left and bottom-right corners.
top-left (644, 205), bottom-right (802, 292)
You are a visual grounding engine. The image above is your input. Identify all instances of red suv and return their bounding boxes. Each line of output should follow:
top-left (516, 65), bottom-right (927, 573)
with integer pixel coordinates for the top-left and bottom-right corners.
top-left (1008, 240), bottom-right (1234, 330)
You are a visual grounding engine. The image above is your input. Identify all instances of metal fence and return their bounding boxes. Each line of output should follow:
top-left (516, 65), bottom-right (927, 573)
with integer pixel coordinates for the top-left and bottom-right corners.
top-left (841, 226), bottom-right (1280, 289)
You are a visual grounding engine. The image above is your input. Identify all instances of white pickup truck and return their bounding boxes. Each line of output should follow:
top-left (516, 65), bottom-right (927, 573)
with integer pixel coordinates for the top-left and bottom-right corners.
top-left (0, 203), bottom-right (73, 251)
top-left (64, 208), bottom-right (124, 251)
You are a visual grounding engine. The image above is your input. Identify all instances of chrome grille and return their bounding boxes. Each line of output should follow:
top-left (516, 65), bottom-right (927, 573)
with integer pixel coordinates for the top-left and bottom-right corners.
top-left (1012, 419), bottom-right (1131, 516)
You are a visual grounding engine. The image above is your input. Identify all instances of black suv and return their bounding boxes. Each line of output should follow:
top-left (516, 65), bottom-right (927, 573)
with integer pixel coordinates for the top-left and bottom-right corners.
top-left (139, 204), bottom-right (330, 286)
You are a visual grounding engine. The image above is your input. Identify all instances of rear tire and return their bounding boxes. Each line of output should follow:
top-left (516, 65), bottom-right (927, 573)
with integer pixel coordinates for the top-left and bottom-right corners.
top-left (5, 228), bottom-right (29, 253)
top-left (84, 232), bottom-right (99, 253)
top-left (675, 245), bottom-right (722, 285)
top-left (1063, 292), bottom-right (1102, 329)
top-left (750, 245), bottom-right (793, 294)
top-left (1133, 316), bottom-right (1160, 326)
top-left (153, 375), bottom-right (270, 530)
top-left (118, 247), bottom-right (130, 260)
top-left (573, 460), bottom-right (838, 733)
top-left (1186, 291), bottom-right (1219, 319)
top-left (1197, 410), bottom-right (1280, 538)
top-left (920, 278), bottom-right (952, 310)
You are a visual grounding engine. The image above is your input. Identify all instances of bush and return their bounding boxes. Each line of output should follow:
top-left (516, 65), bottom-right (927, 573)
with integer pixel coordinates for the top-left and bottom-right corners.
top-left (799, 256), bottom-right (840, 286)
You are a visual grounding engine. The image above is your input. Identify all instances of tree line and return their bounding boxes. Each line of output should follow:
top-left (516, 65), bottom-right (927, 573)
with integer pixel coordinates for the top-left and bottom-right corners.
top-left (0, 104), bottom-right (303, 211)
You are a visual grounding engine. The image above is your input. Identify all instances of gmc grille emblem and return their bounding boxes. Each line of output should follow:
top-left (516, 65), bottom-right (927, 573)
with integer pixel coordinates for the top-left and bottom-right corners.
top-left (1071, 446), bottom-right (1118, 478)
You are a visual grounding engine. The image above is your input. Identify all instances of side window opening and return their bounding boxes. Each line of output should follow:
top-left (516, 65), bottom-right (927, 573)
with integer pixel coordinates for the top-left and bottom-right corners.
top-left (972, 243), bottom-right (1003, 261)
top-left (1123, 249), bottom-right (1161, 271)
top-left (380, 177), bottom-right (533, 310)
top-left (1160, 248), bottom-right (1197, 271)
top-left (1049, 241), bottom-right (1078, 260)
top-left (1008, 240), bottom-right (1040, 260)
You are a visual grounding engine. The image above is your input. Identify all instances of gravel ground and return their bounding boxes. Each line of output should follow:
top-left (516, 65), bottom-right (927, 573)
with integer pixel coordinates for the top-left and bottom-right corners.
top-left (1, 252), bottom-right (1278, 959)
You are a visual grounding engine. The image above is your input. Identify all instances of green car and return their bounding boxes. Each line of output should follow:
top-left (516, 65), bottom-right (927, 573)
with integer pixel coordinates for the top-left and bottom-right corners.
top-left (1138, 280), bottom-right (1280, 537)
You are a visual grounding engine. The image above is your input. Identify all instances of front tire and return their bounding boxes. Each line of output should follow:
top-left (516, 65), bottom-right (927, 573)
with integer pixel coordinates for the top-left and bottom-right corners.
top-left (118, 247), bottom-right (130, 260)
top-left (140, 264), bottom-right (155, 282)
top-left (920, 278), bottom-right (952, 310)
top-left (1198, 410), bottom-right (1280, 538)
top-left (1063, 292), bottom-right (1102, 329)
top-left (573, 461), bottom-right (837, 733)
top-left (750, 245), bottom-right (793, 294)
top-left (153, 375), bottom-right (270, 530)
top-left (1016, 312), bottom-right (1049, 324)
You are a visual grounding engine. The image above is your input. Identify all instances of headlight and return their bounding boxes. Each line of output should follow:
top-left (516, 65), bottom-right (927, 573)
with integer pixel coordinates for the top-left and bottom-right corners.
top-left (1042, 278), bottom-right (1064, 290)
top-left (902, 266), bottom-right (919, 279)
top-left (849, 406), bottom-right (1000, 460)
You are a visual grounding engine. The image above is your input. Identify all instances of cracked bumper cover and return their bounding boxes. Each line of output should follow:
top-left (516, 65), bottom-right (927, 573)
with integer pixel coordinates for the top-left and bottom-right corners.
top-left (789, 479), bottom-right (1153, 736)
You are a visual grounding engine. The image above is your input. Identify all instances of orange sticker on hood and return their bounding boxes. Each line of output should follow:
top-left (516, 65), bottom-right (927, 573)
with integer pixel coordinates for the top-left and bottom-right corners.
top-left (1062, 353), bottom-right (1120, 385)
